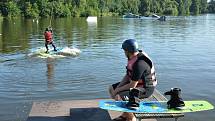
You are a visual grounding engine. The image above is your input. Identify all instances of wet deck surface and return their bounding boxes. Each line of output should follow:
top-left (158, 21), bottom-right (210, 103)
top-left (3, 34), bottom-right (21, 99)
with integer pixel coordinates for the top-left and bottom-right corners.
top-left (27, 89), bottom-right (169, 121)
top-left (27, 99), bottom-right (156, 121)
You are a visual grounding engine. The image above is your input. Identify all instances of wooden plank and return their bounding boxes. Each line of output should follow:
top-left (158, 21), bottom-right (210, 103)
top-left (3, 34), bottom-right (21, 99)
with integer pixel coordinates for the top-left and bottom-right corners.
top-left (27, 99), bottom-right (156, 121)
top-left (29, 100), bottom-right (100, 117)
top-left (27, 99), bottom-right (111, 121)
top-left (27, 89), bottom-right (170, 121)
top-left (152, 89), bottom-right (168, 101)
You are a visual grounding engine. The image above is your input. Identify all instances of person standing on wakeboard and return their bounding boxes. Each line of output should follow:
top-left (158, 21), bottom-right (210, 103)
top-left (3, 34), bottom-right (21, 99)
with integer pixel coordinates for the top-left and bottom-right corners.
top-left (44, 27), bottom-right (57, 53)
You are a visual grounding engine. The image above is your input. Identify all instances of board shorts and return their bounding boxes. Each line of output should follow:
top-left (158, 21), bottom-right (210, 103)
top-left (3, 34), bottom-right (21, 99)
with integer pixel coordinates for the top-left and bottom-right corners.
top-left (112, 82), bottom-right (155, 100)
top-left (45, 40), bottom-right (53, 45)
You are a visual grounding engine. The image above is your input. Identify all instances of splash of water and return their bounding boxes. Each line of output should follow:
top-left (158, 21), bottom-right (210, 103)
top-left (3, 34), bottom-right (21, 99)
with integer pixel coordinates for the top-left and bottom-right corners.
top-left (28, 47), bottom-right (81, 58)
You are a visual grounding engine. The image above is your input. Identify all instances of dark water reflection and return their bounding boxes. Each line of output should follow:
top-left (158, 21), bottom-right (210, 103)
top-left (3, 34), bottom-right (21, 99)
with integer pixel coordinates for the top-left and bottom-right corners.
top-left (0, 15), bottom-right (215, 121)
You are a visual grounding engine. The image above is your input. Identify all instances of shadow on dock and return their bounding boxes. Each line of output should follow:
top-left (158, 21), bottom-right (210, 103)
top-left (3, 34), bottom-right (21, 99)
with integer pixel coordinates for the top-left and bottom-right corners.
top-left (27, 108), bottom-right (112, 121)
top-left (27, 116), bottom-right (71, 121)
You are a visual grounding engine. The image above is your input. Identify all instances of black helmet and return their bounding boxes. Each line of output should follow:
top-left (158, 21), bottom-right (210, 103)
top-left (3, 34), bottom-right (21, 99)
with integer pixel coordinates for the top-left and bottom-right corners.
top-left (45, 28), bottom-right (49, 31)
top-left (122, 39), bottom-right (138, 52)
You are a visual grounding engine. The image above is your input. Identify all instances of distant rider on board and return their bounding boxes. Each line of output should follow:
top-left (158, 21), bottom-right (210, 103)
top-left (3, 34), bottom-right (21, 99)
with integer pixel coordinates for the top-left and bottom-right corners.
top-left (44, 27), bottom-right (57, 53)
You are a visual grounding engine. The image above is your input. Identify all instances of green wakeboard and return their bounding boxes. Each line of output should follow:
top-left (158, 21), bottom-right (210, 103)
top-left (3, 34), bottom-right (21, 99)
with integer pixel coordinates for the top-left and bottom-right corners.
top-left (99, 100), bottom-right (214, 113)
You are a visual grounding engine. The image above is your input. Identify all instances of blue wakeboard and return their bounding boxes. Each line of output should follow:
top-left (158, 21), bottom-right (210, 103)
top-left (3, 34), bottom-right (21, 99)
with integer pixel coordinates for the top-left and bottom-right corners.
top-left (99, 100), bottom-right (214, 113)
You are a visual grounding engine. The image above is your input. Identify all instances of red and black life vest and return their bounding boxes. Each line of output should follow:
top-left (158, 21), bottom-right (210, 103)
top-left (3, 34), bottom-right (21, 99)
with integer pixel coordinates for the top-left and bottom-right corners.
top-left (126, 51), bottom-right (157, 88)
top-left (44, 31), bottom-right (52, 42)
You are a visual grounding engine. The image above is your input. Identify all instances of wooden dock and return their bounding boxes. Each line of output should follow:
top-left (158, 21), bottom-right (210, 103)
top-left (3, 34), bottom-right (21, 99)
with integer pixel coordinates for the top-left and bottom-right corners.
top-left (27, 89), bottom-right (182, 121)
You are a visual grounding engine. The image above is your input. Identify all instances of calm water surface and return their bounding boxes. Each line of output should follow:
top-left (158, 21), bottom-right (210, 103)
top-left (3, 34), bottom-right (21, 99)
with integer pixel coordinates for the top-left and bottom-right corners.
top-left (0, 15), bottom-right (215, 121)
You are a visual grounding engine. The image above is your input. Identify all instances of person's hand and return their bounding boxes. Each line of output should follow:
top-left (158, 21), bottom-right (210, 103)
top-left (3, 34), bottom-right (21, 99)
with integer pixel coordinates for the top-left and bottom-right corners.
top-left (112, 89), bottom-right (118, 97)
top-left (114, 94), bottom-right (121, 101)
top-left (113, 88), bottom-right (122, 101)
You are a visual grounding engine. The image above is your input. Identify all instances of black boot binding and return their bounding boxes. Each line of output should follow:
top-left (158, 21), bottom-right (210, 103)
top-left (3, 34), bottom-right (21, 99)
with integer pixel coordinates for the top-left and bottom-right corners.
top-left (164, 88), bottom-right (185, 109)
top-left (126, 88), bottom-right (140, 110)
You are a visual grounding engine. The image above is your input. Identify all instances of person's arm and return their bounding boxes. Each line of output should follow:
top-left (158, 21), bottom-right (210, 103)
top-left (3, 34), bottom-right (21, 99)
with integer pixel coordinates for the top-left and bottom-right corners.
top-left (116, 74), bottom-right (129, 88)
top-left (114, 60), bottom-right (147, 96)
top-left (114, 80), bottom-right (138, 95)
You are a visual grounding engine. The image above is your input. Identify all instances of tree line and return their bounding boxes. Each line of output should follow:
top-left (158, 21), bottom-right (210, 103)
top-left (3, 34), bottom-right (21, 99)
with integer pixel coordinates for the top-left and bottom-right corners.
top-left (0, 0), bottom-right (214, 18)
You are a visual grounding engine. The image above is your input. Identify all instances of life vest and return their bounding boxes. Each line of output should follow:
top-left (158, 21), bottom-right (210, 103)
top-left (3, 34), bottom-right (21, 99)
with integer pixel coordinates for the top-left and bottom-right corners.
top-left (126, 50), bottom-right (157, 88)
top-left (44, 31), bottom-right (52, 42)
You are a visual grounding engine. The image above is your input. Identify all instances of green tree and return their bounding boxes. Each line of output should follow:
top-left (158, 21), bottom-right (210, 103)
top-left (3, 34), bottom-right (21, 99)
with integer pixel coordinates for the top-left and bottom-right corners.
top-left (85, 0), bottom-right (99, 16)
top-left (163, 0), bottom-right (179, 15)
top-left (107, 0), bottom-right (122, 15)
top-left (175, 0), bottom-right (192, 15)
top-left (98, 0), bottom-right (105, 16)
top-left (36, 0), bottom-right (51, 17)
top-left (208, 1), bottom-right (215, 13)
top-left (0, 0), bottom-right (213, 18)
top-left (200, 0), bottom-right (208, 13)
top-left (23, 2), bottom-right (39, 18)
top-left (184, 0), bottom-right (192, 15)
top-left (190, 0), bottom-right (200, 15)
top-left (4, 1), bottom-right (21, 17)
top-left (70, 4), bottom-right (80, 17)
top-left (177, 0), bottom-right (186, 15)
top-left (79, 0), bottom-right (88, 17)
top-left (129, 0), bottom-right (140, 14)
top-left (53, 1), bottom-right (71, 17)
top-left (139, 0), bottom-right (151, 16)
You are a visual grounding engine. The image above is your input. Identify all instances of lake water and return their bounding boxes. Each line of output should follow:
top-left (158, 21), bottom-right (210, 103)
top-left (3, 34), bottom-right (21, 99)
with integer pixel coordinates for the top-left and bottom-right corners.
top-left (0, 15), bottom-right (215, 121)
